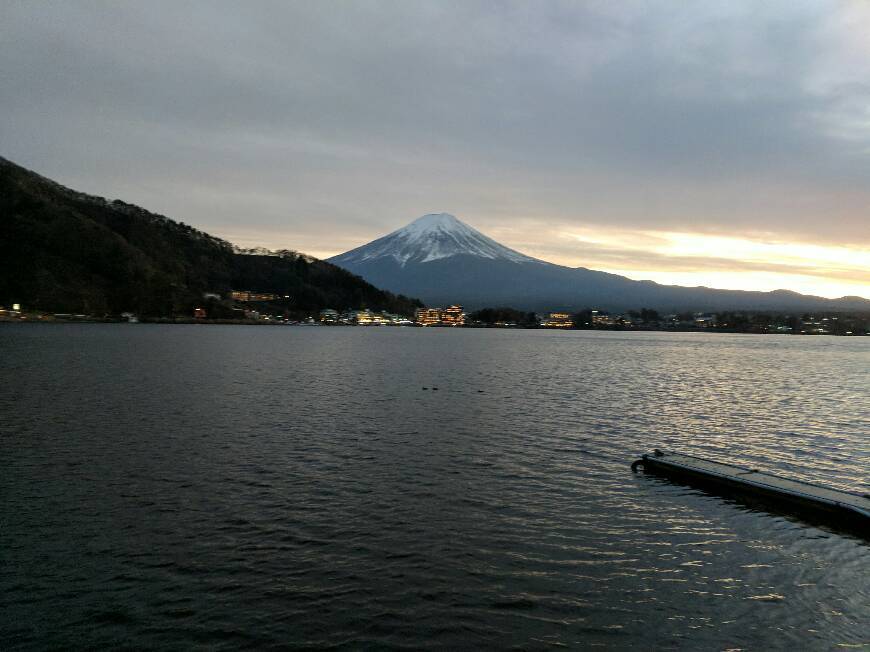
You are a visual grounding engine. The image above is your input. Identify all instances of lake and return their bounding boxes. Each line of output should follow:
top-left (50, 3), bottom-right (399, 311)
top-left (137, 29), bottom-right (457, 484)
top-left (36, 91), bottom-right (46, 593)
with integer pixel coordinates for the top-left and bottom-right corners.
top-left (1, 324), bottom-right (868, 649)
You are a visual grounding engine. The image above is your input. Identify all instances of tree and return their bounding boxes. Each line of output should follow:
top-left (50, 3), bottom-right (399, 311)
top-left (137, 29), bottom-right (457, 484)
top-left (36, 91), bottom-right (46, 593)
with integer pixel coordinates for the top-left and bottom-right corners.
top-left (640, 308), bottom-right (659, 323)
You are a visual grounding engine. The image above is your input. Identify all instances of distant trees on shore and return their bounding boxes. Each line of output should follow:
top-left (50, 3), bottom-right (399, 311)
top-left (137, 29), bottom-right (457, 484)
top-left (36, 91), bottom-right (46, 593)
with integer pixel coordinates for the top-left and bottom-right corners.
top-left (467, 307), bottom-right (538, 327)
top-left (465, 305), bottom-right (869, 335)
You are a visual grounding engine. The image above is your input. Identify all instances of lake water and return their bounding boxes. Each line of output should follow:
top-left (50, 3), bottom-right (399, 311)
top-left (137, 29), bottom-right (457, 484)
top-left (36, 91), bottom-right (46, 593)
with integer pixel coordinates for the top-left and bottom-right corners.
top-left (1, 324), bottom-right (868, 649)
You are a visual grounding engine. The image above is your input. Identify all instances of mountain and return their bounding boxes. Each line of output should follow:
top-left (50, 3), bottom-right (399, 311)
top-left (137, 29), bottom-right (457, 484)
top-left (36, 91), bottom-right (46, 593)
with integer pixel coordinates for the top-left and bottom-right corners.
top-left (0, 156), bottom-right (421, 317)
top-left (336, 213), bottom-right (537, 266)
top-left (329, 213), bottom-right (870, 312)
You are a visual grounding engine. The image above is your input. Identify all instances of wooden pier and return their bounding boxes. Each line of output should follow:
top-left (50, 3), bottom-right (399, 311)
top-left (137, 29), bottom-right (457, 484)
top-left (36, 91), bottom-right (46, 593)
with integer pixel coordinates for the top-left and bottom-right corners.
top-left (632, 450), bottom-right (870, 533)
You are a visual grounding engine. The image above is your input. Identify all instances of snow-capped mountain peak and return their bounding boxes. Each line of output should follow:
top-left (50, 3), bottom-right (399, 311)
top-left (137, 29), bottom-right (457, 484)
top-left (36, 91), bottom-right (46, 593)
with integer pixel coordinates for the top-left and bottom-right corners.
top-left (331, 213), bottom-right (538, 267)
top-left (404, 212), bottom-right (462, 231)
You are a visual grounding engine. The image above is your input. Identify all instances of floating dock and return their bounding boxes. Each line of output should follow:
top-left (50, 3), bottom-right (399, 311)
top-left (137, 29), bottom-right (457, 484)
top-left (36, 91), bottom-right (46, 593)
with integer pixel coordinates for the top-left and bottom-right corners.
top-left (632, 450), bottom-right (870, 533)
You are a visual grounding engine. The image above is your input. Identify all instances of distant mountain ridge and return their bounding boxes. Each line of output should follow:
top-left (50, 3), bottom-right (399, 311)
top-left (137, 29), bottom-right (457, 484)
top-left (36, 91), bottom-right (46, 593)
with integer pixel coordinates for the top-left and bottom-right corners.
top-left (0, 156), bottom-right (421, 316)
top-left (337, 213), bottom-right (536, 266)
top-left (330, 213), bottom-right (870, 312)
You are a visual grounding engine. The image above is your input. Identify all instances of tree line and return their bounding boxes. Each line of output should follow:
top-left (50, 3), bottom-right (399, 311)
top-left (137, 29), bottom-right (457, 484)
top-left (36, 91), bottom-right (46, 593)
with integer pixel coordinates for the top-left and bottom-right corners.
top-left (467, 305), bottom-right (868, 334)
top-left (0, 158), bottom-right (421, 318)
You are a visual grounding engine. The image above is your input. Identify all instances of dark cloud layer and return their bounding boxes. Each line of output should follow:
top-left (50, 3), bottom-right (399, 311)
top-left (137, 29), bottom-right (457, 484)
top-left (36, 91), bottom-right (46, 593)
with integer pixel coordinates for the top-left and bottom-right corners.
top-left (2, 1), bottom-right (868, 257)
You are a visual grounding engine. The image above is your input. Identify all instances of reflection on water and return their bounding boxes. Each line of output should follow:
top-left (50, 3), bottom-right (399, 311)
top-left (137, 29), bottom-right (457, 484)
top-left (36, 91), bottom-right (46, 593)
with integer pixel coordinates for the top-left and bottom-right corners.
top-left (1, 325), bottom-right (868, 649)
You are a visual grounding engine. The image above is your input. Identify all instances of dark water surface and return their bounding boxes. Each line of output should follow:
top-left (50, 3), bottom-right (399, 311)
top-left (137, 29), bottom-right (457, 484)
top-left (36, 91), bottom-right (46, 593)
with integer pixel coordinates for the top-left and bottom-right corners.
top-left (1, 324), bottom-right (868, 649)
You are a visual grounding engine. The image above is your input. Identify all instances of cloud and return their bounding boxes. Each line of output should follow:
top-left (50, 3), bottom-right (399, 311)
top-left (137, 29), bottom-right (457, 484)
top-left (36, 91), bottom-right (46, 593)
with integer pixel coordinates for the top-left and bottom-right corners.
top-left (487, 222), bottom-right (870, 298)
top-left (1, 1), bottom-right (868, 295)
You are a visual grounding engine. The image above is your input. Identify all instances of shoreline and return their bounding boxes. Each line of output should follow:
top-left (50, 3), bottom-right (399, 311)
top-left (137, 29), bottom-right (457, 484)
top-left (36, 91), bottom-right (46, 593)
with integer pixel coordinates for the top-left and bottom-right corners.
top-left (2, 315), bottom-right (867, 336)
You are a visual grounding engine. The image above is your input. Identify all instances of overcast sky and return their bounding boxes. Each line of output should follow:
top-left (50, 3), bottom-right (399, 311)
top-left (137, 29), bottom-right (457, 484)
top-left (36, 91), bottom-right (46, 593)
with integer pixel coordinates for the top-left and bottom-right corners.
top-left (2, 1), bottom-right (868, 297)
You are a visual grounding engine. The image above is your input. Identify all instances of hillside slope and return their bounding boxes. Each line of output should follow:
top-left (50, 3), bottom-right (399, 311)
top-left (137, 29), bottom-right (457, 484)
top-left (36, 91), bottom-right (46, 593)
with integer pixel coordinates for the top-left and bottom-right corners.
top-left (0, 157), bottom-right (420, 316)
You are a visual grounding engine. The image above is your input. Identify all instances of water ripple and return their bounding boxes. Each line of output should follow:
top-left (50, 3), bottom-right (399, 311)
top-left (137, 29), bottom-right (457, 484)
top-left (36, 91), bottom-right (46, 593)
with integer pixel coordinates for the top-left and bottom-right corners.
top-left (1, 325), bottom-right (867, 649)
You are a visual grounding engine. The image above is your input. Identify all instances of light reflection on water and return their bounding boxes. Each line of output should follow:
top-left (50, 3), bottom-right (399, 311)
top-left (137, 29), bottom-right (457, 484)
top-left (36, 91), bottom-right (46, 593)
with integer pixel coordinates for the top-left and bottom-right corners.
top-left (1, 325), bottom-right (868, 649)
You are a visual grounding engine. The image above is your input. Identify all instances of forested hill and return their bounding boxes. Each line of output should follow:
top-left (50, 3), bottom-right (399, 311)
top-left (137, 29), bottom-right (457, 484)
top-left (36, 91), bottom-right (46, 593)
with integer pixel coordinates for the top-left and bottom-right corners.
top-left (0, 156), bottom-right (421, 317)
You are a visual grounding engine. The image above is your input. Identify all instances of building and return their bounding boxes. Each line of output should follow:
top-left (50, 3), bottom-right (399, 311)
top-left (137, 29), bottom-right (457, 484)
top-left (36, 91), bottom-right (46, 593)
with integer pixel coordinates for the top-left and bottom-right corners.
top-left (319, 309), bottom-right (339, 324)
top-left (415, 307), bottom-right (443, 326)
top-left (591, 310), bottom-right (615, 326)
top-left (441, 305), bottom-right (465, 326)
top-left (230, 290), bottom-right (278, 302)
top-left (588, 310), bottom-right (634, 327)
top-left (542, 312), bottom-right (574, 328)
top-left (415, 305), bottom-right (465, 326)
top-left (350, 309), bottom-right (375, 325)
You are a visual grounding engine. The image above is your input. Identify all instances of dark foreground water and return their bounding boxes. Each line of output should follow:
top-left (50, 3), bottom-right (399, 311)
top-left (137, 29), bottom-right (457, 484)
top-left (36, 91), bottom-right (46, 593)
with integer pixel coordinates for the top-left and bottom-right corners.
top-left (1, 325), bottom-right (868, 649)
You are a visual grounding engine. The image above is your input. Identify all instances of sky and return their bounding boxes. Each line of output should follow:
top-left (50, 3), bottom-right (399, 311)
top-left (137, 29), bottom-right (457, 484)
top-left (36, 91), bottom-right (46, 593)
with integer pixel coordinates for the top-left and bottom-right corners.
top-left (1, 1), bottom-right (868, 299)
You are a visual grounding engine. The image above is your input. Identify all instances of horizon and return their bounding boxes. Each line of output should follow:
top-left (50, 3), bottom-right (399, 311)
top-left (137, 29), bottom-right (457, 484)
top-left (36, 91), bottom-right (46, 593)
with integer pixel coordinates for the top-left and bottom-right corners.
top-left (2, 2), bottom-right (869, 300)
top-left (324, 211), bottom-right (870, 300)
